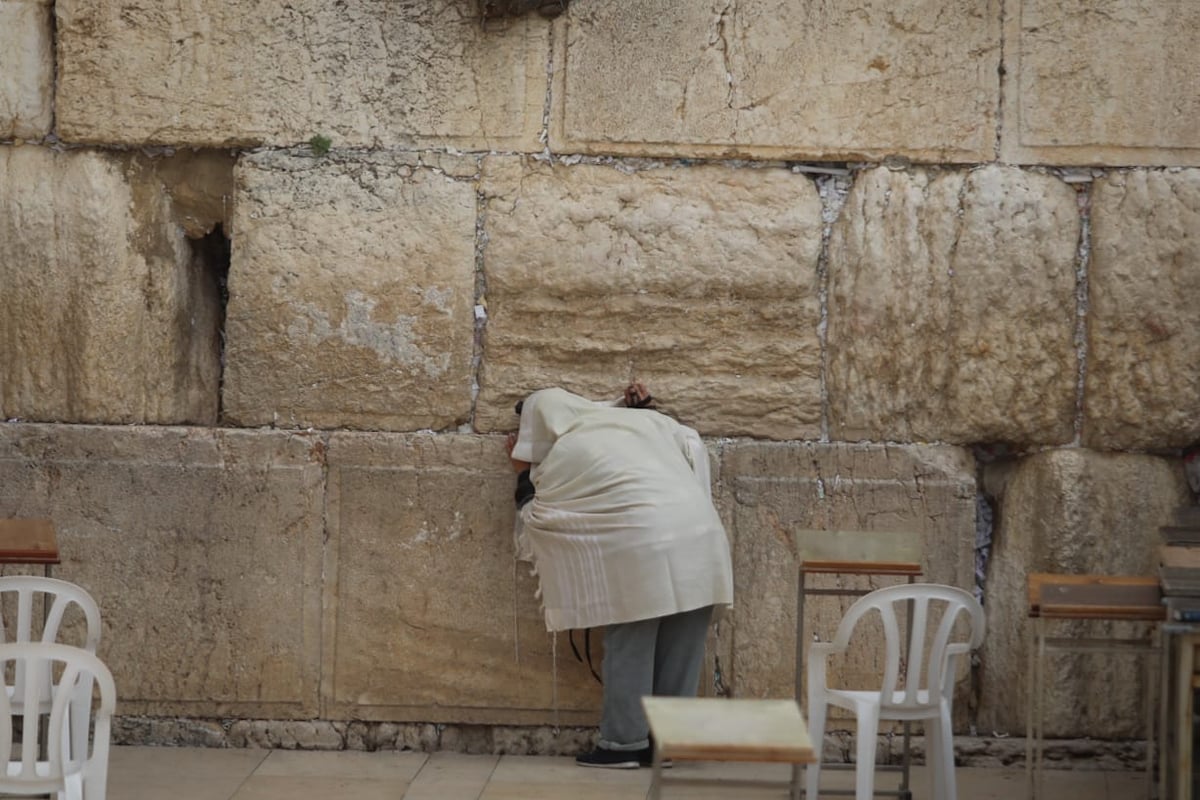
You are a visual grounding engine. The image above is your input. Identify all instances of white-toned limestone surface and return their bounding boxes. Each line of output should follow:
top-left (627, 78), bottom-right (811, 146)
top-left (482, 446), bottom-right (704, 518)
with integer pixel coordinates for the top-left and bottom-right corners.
top-left (323, 433), bottom-right (602, 725)
top-left (550, 1), bottom-right (1000, 161)
top-left (0, 424), bottom-right (326, 719)
top-left (55, 0), bottom-right (547, 150)
top-left (827, 165), bottom-right (1080, 446)
top-left (1083, 169), bottom-right (1200, 450)
top-left (978, 449), bottom-right (1190, 738)
top-left (477, 156), bottom-right (823, 439)
top-left (0, 146), bottom-right (228, 425)
top-left (224, 151), bottom-right (477, 432)
top-left (716, 442), bottom-right (976, 726)
top-left (1002, 0), bottom-right (1200, 166)
top-left (0, 0), bottom-right (52, 139)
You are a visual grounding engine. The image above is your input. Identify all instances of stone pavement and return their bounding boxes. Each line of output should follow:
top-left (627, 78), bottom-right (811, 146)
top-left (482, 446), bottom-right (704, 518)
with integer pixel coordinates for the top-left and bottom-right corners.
top-left (109, 745), bottom-right (1151, 799)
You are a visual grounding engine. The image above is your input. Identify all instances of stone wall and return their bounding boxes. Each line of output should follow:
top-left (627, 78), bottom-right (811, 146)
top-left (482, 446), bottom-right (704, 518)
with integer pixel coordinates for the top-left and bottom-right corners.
top-left (2, 0), bottom-right (1198, 755)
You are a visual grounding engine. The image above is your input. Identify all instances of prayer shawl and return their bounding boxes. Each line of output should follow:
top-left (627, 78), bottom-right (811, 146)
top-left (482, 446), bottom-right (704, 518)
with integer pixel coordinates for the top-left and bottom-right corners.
top-left (512, 388), bottom-right (734, 632)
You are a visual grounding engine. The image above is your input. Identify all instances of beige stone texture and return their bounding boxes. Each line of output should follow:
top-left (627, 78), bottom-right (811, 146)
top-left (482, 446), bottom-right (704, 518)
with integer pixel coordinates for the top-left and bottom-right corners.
top-left (0, 1), bottom-right (52, 139)
top-left (0, 146), bottom-right (229, 425)
top-left (323, 432), bottom-right (602, 725)
top-left (224, 151), bottom-right (477, 432)
top-left (827, 166), bottom-right (1080, 446)
top-left (1002, 0), bottom-right (1200, 166)
top-left (716, 441), bottom-right (977, 727)
top-left (55, 0), bottom-right (547, 150)
top-left (978, 448), bottom-right (1190, 738)
top-left (1083, 169), bottom-right (1200, 450)
top-left (550, 1), bottom-right (999, 162)
top-left (477, 157), bottom-right (823, 438)
top-left (0, 423), bottom-right (327, 718)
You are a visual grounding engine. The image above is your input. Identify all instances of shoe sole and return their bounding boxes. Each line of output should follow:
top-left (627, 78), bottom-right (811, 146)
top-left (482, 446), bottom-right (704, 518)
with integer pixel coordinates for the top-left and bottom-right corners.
top-left (576, 760), bottom-right (640, 769)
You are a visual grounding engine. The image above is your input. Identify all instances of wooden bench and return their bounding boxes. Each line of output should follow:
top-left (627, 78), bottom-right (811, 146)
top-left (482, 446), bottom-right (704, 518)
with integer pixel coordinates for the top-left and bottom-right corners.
top-left (642, 696), bottom-right (815, 800)
top-left (1025, 573), bottom-right (1163, 800)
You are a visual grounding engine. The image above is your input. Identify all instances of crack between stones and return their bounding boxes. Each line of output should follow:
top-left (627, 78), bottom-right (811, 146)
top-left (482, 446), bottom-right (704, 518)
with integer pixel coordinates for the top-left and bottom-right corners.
top-left (469, 177), bottom-right (490, 432)
top-left (1071, 183), bottom-right (1093, 447)
top-left (711, 0), bottom-right (737, 114)
top-left (994, 0), bottom-right (1008, 161)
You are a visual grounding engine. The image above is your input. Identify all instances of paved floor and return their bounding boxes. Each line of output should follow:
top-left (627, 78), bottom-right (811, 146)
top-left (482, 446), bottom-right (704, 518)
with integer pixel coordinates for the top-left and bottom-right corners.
top-left (108, 745), bottom-right (1153, 799)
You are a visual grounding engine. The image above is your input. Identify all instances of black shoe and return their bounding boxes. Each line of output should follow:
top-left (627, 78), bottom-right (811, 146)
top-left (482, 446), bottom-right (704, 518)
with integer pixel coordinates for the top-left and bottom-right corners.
top-left (575, 746), bottom-right (642, 769)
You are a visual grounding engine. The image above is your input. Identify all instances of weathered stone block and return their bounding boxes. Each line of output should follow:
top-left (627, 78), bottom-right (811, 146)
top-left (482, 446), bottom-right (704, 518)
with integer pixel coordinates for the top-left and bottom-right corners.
top-left (717, 442), bottom-right (977, 727)
top-left (0, 146), bottom-right (229, 425)
top-left (978, 448), bottom-right (1190, 737)
top-left (827, 166), bottom-right (1080, 446)
top-left (550, 1), bottom-right (999, 161)
top-left (1002, 0), bottom-right (1200, 166)
top-left (56, 1), bottom-right (547, 150)
top-left (0, 423), bottom-right (327, 718)
top-left (323, 432), bottom-right (602, 725)
top-left (0, 1), bottom-right (52, 139)
top-left (1084, 170), bottom-right (1200, 450)
top-left (477, 157), bottom-right (823, 438)
top-left (225, 151), bottom-right (477, 432)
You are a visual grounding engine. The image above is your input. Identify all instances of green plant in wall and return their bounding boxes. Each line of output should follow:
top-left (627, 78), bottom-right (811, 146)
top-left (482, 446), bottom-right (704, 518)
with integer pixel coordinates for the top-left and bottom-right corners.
top-left (309, 134), bottom-right (332, 156)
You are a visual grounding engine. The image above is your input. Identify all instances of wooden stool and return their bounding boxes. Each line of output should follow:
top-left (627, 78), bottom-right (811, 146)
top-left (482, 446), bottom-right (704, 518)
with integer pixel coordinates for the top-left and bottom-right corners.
top-left (642, 696), bottom-right (815, 800)
top-left (1025, 573), bottom-right (1164, 800)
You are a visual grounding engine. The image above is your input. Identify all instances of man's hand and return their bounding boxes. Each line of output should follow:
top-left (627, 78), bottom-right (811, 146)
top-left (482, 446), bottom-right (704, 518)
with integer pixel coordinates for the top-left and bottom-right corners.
top-left (624, 381), bottom-right (653, 408)
top-left (506, 432), bottom-right (531, 473)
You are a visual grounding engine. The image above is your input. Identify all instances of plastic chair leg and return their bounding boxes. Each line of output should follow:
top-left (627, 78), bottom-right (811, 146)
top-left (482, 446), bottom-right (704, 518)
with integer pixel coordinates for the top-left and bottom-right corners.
top-left (854, 707), bottom-right (879, 800)
top-left (925, 718), bottom-right (942, 800)
top-left (805, 698), bottom-right (828, 800)
top-left (934, 707), bottom-right (956, 800)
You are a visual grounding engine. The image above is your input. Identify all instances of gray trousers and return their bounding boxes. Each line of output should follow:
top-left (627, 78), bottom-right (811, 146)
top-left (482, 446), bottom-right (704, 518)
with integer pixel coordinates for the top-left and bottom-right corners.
top-left (597, 604), bottom-right (715, 751)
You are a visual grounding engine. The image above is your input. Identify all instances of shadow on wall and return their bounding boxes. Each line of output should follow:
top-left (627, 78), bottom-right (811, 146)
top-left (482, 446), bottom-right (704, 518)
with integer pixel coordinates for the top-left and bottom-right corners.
top-left (479, 0), bottom-right (568, 21)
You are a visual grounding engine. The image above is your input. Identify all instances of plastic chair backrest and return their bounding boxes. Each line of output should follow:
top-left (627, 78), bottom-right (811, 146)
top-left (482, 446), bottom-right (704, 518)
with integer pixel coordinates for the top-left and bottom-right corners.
top-left (0, 577), bottom-right (102, 703)
top-left (0, 576), bottom-right (102, 650)
top-left (828, 583), bottom-right (984, 708)
top-left (0, 642), bottom-right (116, 798)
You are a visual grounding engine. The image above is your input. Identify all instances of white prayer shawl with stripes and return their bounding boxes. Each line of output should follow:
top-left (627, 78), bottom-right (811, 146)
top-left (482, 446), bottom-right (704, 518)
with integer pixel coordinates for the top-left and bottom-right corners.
top-left (512, 388), bottom-right (734, 633)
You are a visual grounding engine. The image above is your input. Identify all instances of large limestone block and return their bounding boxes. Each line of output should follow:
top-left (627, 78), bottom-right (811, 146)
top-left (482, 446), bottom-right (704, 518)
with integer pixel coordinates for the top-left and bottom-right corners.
top-left (0, 146), bottom-right (230, 425)
top-left (827, 166), bottom-right (1080, 446)
top-left (225, 151), bottom-right (477, 431)
top-left (56, 1), bottom-right (547, 150)
top-left (1084, 170), bottom-right (1200, 450)
top-left (0, 1), bottom-right (52, 139)
top-left (323, 432), bottom-right (602, 724)
top-left (550, 1), bottom-right (999, 161)
top-left (477, 157), bottom-right (823, 438)
top-left (1002, 0), bottom-right (1200, 166)
top-left (0, 423), bottom-right (326, 719)
top-left (718, 441), bottom-right (977, 725)
top-left (978, 449), bottom-right (1190, 738)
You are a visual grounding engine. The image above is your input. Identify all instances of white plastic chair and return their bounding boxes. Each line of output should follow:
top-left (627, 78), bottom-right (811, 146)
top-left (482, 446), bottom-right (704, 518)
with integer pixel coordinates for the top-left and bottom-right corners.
top-left (805, 583), bottom-right (985, 800)
top-left (0, 577), bottom-right (102, 761)
top-left (0, 576), bottom-right (103, 684)
top-left (0, 642), bottom-right (115, 799)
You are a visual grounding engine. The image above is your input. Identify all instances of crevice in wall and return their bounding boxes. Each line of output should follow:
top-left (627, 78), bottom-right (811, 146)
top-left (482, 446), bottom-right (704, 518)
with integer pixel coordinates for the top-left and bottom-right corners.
top-left (189, 224), bottom-right (232, 421)
top-left (1070, 179), bottom-right (1093, 447)
top-left (969, 442), bottom-right (1016, 735)
top-left (538, 9), bottom-right (556, 156)
top-left (994, 0), bottom-right (1008, 161)
top-left (47, 0), bottom-right (59, 140)
top-left (814, 172), bottom-right (853, 444)
top-left (469, 184), bottom-right (490, 432)
top-left (712, 650), bottom-right (728, 697)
